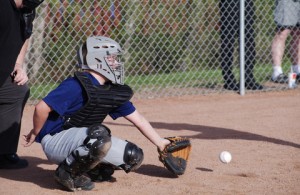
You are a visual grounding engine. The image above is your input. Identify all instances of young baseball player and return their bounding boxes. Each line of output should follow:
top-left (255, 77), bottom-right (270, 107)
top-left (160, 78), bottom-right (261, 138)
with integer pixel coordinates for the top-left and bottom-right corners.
top-left (23, 36), bottom-right (171, 191)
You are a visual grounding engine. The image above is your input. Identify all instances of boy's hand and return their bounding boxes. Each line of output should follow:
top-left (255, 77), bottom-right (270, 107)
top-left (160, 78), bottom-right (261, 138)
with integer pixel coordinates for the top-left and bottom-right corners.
top-left (23, 129), bottom-right (37, 147)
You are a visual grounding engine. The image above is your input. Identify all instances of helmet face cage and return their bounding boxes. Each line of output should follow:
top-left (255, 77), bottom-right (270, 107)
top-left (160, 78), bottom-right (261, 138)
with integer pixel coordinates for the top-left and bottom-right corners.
top-left (104, 54), bottom-right (124, 84)
top-left (77, 36), bottom-right (124, 85)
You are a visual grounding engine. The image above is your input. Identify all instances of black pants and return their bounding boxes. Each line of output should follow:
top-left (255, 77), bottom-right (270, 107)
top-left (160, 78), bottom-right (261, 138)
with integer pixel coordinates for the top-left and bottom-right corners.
top-left (219, 0), bottom-right (256, 84)
top-left (0, 76), bottom-right (29, 155)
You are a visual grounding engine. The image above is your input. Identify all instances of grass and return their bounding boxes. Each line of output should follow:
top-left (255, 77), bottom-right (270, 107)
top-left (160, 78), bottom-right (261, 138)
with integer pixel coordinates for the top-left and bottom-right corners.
top-left (29, 83), bottom-right (59, 100)
top-left (28, 61), bottom-right (292, 102)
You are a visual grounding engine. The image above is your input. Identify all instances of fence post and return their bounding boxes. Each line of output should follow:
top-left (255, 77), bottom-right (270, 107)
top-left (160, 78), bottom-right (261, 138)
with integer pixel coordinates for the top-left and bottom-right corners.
top-left (239, 0), bottom-right (245, 95)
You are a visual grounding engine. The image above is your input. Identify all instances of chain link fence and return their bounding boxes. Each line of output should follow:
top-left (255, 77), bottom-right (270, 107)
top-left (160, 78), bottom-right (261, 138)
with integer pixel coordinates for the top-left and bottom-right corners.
top-left (25, 0), bottom-right (299, 103)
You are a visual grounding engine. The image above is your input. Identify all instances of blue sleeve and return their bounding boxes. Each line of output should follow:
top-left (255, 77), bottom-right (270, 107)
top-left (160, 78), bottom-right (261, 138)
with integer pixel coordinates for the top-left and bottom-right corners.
top-left (109, 101), bottom-right (136, 120)
top-left (43, 78), bottom-right (83, 116)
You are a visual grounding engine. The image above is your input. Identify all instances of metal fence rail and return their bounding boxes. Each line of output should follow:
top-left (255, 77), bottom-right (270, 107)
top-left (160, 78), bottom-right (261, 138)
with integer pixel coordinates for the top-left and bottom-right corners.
top-left (25, 0), bottom-right (298, 103)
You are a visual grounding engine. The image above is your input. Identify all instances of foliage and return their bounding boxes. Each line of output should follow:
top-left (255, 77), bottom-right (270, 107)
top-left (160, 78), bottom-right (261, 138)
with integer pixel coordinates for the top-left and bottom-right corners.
top-left (41, 0), bottom-right (276, 77)
top-left (27, 0), bottom-right (280, 101)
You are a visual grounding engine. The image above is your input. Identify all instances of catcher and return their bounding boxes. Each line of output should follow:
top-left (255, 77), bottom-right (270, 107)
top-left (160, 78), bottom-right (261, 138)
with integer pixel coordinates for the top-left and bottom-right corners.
top-left (23, 36), bottom-right (191, 191)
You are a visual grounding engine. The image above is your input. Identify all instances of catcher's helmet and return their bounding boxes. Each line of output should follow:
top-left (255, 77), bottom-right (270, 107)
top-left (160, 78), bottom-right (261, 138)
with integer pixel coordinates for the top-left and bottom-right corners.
top-left (77, 36), bottom-right (124, 85)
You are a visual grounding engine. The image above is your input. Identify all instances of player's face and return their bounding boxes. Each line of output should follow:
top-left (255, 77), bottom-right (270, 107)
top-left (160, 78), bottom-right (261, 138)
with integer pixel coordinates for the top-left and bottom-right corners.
top-left (106, 55), bottom-right (121, 70)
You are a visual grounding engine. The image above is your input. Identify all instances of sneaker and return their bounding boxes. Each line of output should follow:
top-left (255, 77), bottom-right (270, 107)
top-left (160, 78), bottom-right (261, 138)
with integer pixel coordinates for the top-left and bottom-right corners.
top-left (0, 154), bottom-right (28, 169)
top-left (271, 74), bottom-right (288, 84)
top-left (296, 74), bottom-right (300, 83)
top-left (54, 166), bottom-right (95, 191)
top-left (245, 82), bottom-right (263, 90)
top-left (87, 164), bottom-right (115, 182)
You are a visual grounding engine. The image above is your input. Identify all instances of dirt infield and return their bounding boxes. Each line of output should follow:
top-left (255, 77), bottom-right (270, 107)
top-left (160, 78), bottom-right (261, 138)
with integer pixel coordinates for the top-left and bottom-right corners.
top-left (1, 90), bottom-right (300, 195)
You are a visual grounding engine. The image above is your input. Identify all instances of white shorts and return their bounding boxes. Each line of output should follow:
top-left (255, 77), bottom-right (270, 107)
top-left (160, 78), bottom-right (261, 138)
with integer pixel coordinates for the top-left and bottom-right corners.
top-left (274, 0), bottom-right (300, 27)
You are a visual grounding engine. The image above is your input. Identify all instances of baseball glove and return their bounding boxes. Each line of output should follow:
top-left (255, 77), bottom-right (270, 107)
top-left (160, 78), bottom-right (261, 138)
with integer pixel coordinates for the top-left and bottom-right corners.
top-left (158, 136), bottom-right (191, 175)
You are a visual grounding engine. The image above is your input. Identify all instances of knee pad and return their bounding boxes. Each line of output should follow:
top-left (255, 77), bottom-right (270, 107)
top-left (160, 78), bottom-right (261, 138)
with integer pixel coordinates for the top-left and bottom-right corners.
top-left (87, 124), bottom-right (111, 139)
top-left (102, 137), bottom-right (144, 173)
top-left (121, 141), bottom-right (144, 173)
top-left (85, 124), bottom-right (112, 160)
top-left (65, 125), bottom-right (112, 176)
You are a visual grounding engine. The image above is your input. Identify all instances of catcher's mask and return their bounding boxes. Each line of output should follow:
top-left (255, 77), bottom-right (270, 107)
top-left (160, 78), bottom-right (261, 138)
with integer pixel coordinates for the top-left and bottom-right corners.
top-left (77, 36), bottom-right (124, 85)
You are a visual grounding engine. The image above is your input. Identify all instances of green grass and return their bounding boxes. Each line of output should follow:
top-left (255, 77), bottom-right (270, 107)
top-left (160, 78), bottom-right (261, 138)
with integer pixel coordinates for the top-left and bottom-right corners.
top-left (29, 83), bottom-right (59, 100)
top-left (125, 68), bottom-right (224, 88)
top-left (28, 61), bottom-right (292, 101)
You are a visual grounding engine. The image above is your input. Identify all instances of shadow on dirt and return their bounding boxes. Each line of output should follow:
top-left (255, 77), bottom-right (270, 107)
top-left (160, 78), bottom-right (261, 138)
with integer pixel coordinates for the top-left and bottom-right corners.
top-left (0, 156), bottom-right (59, 190)
top-left (0, 158), bottom-right (177, 189)
top-left (104, 122), bottom-right (300, 149)
top-left (134, 164), bottom-right (178, 178)
top-left (196, 167), bottom-right (213, 172)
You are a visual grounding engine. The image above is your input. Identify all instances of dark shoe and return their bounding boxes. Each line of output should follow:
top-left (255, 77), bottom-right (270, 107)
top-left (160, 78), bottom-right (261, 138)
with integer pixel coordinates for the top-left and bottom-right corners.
top-left (296, 74), bottom-right (300, 83)
top-left (87, 164), bottom-right (115, 182)
top-left (54, 166), bottom-right (95, 191)
top-left (224, 83), bottom-right (239, 91)
top-left (271, 74), bottom-right (288, 84)
top-left (0, 154), bottom-right (28, 169)
top-left (245, 82), bottom-right (263, 90)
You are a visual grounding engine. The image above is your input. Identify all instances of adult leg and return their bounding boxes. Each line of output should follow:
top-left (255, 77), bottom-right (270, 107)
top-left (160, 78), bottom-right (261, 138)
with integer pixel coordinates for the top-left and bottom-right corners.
top-left (290, 28), bottom-right (300, 81)
top-left (271, 29), bottom-right (291, 83)
top-left (219, 0), bottom-right (239, 90)
top-left (271, 28), bottom-right (291, 83)
top-left (0, 76), bottom-right (29, 169)
top-left (244, 0), bottom-right (263, 90)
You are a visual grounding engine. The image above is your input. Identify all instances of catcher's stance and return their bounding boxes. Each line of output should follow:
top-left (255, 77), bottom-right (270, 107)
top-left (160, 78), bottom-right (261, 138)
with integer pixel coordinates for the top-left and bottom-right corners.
top-left (23, 36), bottom-right (191, 191)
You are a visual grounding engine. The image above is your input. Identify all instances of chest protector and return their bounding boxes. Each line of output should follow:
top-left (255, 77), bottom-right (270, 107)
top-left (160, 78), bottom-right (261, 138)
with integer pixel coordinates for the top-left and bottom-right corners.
top-left (63, 72), bottom-right (133, 129)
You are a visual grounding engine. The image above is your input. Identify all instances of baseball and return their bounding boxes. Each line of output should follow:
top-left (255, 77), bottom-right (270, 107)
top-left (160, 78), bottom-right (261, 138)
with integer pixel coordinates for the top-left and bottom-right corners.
top-left (219, 151), bottom-right (232, 164)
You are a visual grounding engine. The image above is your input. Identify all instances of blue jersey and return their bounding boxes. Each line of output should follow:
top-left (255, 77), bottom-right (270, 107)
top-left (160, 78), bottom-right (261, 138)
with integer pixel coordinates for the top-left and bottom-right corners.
top-left (36, 73), bottom-right (136, 142)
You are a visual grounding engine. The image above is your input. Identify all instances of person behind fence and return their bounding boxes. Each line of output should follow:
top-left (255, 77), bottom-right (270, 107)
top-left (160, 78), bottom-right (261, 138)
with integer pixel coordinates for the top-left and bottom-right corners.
top-left (271, 0), bottom-right (300, 83)
top-left (0, 0), bottom-right (44, 169)
top-left (219, 0), bottom-right (263, 91)
top-left (23, 36), bottom-right (172, 191)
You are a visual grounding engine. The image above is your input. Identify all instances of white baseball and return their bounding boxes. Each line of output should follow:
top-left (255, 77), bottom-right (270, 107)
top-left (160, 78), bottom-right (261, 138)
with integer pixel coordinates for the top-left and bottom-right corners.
top-left (219, 151), bottom-right (232, 164)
